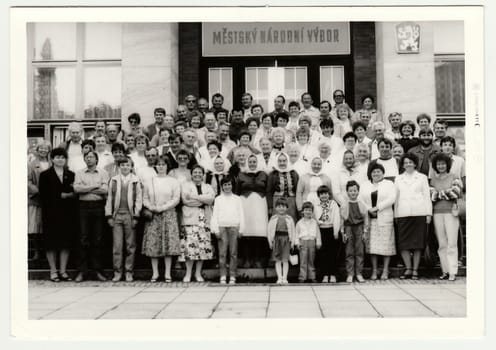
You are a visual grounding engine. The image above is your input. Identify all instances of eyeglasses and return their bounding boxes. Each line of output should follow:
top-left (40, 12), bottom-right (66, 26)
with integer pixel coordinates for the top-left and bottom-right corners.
top-left (186, 100), bottom-right (196, 103)
top-left (334, 95), bottom-right (344, 98)
top-left (129, 120), bottom-right (139, 124)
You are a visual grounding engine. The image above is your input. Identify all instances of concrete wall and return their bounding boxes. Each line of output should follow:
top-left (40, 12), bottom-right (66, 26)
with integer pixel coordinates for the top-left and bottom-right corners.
top-left (121, 23), bottom-right (179, 133)
top-left (375, 22), bottom-right (436, 124)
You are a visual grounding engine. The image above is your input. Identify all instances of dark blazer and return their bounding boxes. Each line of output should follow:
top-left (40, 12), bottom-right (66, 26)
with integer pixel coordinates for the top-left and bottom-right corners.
top-left (144, 123), bottom-right (160, 141)
top-left (39, 167), bottom-right (78, 250)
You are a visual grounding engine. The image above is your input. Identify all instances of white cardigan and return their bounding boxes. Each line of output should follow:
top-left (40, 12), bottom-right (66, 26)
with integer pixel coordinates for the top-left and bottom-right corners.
top-left (394, 171), bottom-right (432, 218)
top-left (359, 179), bottom-right (397, 226)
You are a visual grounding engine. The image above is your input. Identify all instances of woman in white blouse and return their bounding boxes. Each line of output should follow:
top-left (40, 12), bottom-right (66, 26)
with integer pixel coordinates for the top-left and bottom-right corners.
top-left (142, 156), bottom-right (181, 283)
top-left (359, 162), bottom-right (397, 280)
top-left (395, 153), bottom-right (432, 280)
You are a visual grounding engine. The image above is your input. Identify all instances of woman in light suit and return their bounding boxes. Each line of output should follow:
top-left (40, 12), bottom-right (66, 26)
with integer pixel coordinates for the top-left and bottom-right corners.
top-left (360, 162), bottom-right (397, 280)
top-left (394, 153), bottom-right (432, 280)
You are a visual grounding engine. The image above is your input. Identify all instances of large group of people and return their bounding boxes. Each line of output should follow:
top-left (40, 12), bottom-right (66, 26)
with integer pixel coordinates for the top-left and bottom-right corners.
top-left (27, 90), bottom-right (465, 284)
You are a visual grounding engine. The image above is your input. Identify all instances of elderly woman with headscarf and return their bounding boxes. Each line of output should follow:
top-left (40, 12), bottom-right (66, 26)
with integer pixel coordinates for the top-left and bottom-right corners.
top-left (206, 155), bottom-right (230, 197)
top-left (199, 140), bottom-right (232, 173)
top-left (267, 152), bottom-right (300, 222)
top-left (296, 157), bottom-right (333, 212)
top-left (235, 154), bottom-right (269, 268)
top-left (287, 143), bottom-right (309, 177)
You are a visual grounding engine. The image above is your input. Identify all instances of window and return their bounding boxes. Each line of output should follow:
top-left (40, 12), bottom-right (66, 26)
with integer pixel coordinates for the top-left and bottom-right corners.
top-left (28, 23), bottom-right (122, 121)
top-left (320, 66), bottom-right (345, 103)
top-left (435, 55), bottom-right (465, 119)
top-left (246, 67), bottom-right (307, 112)
top-left (208, 68), bottom-right (233, 112)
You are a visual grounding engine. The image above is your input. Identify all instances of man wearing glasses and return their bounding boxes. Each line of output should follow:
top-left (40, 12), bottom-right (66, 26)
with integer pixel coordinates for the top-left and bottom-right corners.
top-left (330, 89), bottom-right (354, 120)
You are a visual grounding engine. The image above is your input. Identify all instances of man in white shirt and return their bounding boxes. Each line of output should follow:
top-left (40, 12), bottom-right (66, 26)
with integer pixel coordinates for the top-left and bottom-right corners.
top-left (385, 112), bottom-right (402, 141)
top-left (60, 122), bottom-right (85, 172)
top-left (218, 122), bottom-right (237, 156)
top-left (196, 112), bottom-right (218, 147)
top-left (299, 92), bottom-right (321, 131)
top-left (369, 121), bottom-right (387, 160)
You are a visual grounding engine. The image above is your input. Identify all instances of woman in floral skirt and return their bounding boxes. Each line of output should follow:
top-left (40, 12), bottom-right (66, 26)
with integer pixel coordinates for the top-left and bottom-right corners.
top-left (142, 156), bottom-right (181, 282)
top-left (179, 165), bottom-right (216, 282)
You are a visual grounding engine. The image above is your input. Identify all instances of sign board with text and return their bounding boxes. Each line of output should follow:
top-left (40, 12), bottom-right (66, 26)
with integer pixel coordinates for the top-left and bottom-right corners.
top-left (202, 22), bottom-right (350, 57)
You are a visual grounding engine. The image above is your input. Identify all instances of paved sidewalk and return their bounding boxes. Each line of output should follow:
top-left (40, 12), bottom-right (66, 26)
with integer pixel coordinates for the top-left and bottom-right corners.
top-left (29, 278), bottom-right (466, 319)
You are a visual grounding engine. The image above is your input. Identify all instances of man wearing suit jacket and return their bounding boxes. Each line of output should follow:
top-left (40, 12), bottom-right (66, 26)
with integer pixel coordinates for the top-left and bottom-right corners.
top-left (144, 107), bottom-right (166, 141)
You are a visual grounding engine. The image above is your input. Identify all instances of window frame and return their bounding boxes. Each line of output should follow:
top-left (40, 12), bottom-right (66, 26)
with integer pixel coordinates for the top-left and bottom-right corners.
top-left (434, 54), bottom-right (465, 123)
top-left (27, 23), bottom-right (122, 122)
top-left (319, 65), bottom-right (345, 103)
top-left (207, 67), bottom-right (233, 112)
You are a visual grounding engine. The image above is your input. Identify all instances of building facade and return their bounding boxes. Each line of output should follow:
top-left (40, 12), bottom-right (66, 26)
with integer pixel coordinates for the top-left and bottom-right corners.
top-left (27, 21), bottom-right (465, 151)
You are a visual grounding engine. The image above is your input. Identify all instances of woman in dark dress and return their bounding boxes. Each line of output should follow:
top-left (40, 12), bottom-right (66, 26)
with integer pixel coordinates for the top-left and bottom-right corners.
top-left (39, 148), bottom-right (78, 282)
top-left (397, 120), bottom-right (420, 154)
top-left (235, 154), bottom-right (269, 268)
top-left (267, 152), bottom-right (299, 222)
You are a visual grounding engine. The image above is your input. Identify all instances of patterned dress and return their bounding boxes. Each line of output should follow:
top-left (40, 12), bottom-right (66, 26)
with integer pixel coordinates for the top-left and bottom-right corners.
top-left (179, 184), bottom-right (214, 261)
top-left (365, 190), bottom-right (396, 256)
top-left (142, 176), bottom-right (181, 257)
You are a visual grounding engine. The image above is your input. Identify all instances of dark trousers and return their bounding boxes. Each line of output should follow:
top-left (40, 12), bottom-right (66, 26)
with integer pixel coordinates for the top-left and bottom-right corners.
top-left (239, 237), bottom-right (270, 267)
top-left (318, 227), bottom-right (341, 277)
top-left (78, 200), bottom-right (105, 273)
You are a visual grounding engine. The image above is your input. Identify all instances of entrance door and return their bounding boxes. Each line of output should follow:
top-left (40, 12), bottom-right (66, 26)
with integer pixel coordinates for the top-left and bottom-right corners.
top-left (245, 66), bottom-right (307, 113)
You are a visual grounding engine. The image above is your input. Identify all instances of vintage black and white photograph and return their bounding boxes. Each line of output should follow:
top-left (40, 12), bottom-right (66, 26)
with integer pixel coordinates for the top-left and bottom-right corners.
top-left (9, 4), bottom-right (485, 339)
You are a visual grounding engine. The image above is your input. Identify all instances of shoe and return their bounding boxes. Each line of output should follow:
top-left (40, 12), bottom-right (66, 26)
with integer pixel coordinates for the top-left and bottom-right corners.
top-left (59, 272), bottom-right (72, 281)
top-left (400, 268), bottom-right (412, 279)
top-left (183, 276), bottom-right (191, 283)
top-left (74, 272), bottom-right (84, 283)
top-left (276, 278), bottom-right (282, 285)
top-left (411, 270), bottom-right (419, 280)
top-left (96, 272), bottom-right (107, 282)
top-left (439, 273), bottom-right (449, 280)
top-left (321, 275), bottom-right (329, 283)
top-left (356, 274), bottom-right (365, 283)
top-left (112, 273), bottom-right (122, 282)
top-left (165, 277), bottom-right (172, 283)
top-left (380, 270), bottom-right (389, 280)
top-left (298, 279), bottom-right (305, 283)
top-left (195, 275), bottom-right (205, 282)
top-left (125, 272), bottom-right (133, 282)
top-left (49, 272), bottom-right (60, 282)
top-left (220, 276), bottom-right (227, 284)
top-left (346, 275), bottom-right (353, 283)
top-left (329, 275), bottom-right (337, 283)
top-left (370, 270), bottom-right (378, 280)
top-left (310, 279), bottom-right (317, 283)
top-left (150, 276), bottom-right (159, 283)
top-left (282, 278), bottom-right (289, 285)
top-left (229, 277), bottom-right (236, 285)
top-left (448, 274), bottom-right (456, 281)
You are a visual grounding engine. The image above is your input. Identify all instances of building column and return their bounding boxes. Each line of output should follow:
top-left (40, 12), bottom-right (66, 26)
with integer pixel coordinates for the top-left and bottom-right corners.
top-left (375, 22), bottom-right (436, 124)
top-left (121, 23), bottom-right (179, 133)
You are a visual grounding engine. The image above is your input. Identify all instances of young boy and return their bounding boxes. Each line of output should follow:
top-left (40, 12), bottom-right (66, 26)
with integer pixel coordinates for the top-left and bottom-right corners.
top-left (105, 157), bottom-right (143, 282)
top-left (314, 185), bottom-right (341, 283)
top-left (210, 177), bottom-right (245, 285)
top-left (295, 202), bottom-right (322, 283)
top-left (340, 180), bottom-right (369, 283)
top-left (267, 198), bottom-right (296, 284)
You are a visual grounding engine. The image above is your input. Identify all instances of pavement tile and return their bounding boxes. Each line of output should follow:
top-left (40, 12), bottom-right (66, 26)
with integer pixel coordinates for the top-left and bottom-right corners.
top-left (29, 301), bottom-right (72, 310)
top-left (173, 291), bottom-right (225, 304)
top-left (29, 309), bottom-right (54, 320)
top-left (402, 288), bottom-right (465, 301)
top-left (144, 286), bottom-right (187, 292)
top-left (314, 289), bottom-right (367, 302)
top-left (155, 303), bottom-right (217, 319)
top-left (359, 288), bottom-right (416, 301)
top-left (30, 294), bottom-right (85, 304)
top-left (212, 302), bottom-right (267, 318)
top-left (269, 291), bottom-right (317, 302)
top-left (76, 292), bottom-right (137, 304)
top-left (371, 301), bottom-right (437, 317)
top-left (42, 307), bottom-right (109, 319)
top-left (226, 286), bottom-right (270, 292)
top-left (222, 291), bottom-right (269, 303)
top-left (311, 284), bottom-right (356, 290)
top-left (99, 303), bottom-right (164, 319)
top-left (270, 286), bottom-right (313, 292)
top-left (420, 300), bottom-right (467, 317)
top-left (125, 292), bottom-right (181, 303)
top-left (320, 301), bottom-right (380, 318)
top-left (267, 302), bottom-right (322, 318)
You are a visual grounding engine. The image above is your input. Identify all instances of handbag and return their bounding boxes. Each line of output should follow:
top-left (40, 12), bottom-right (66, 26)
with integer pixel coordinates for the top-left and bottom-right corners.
top-left (141, 177), bottom-right (156, 221)
top-left (289, 247), bottom-right (299, 266)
